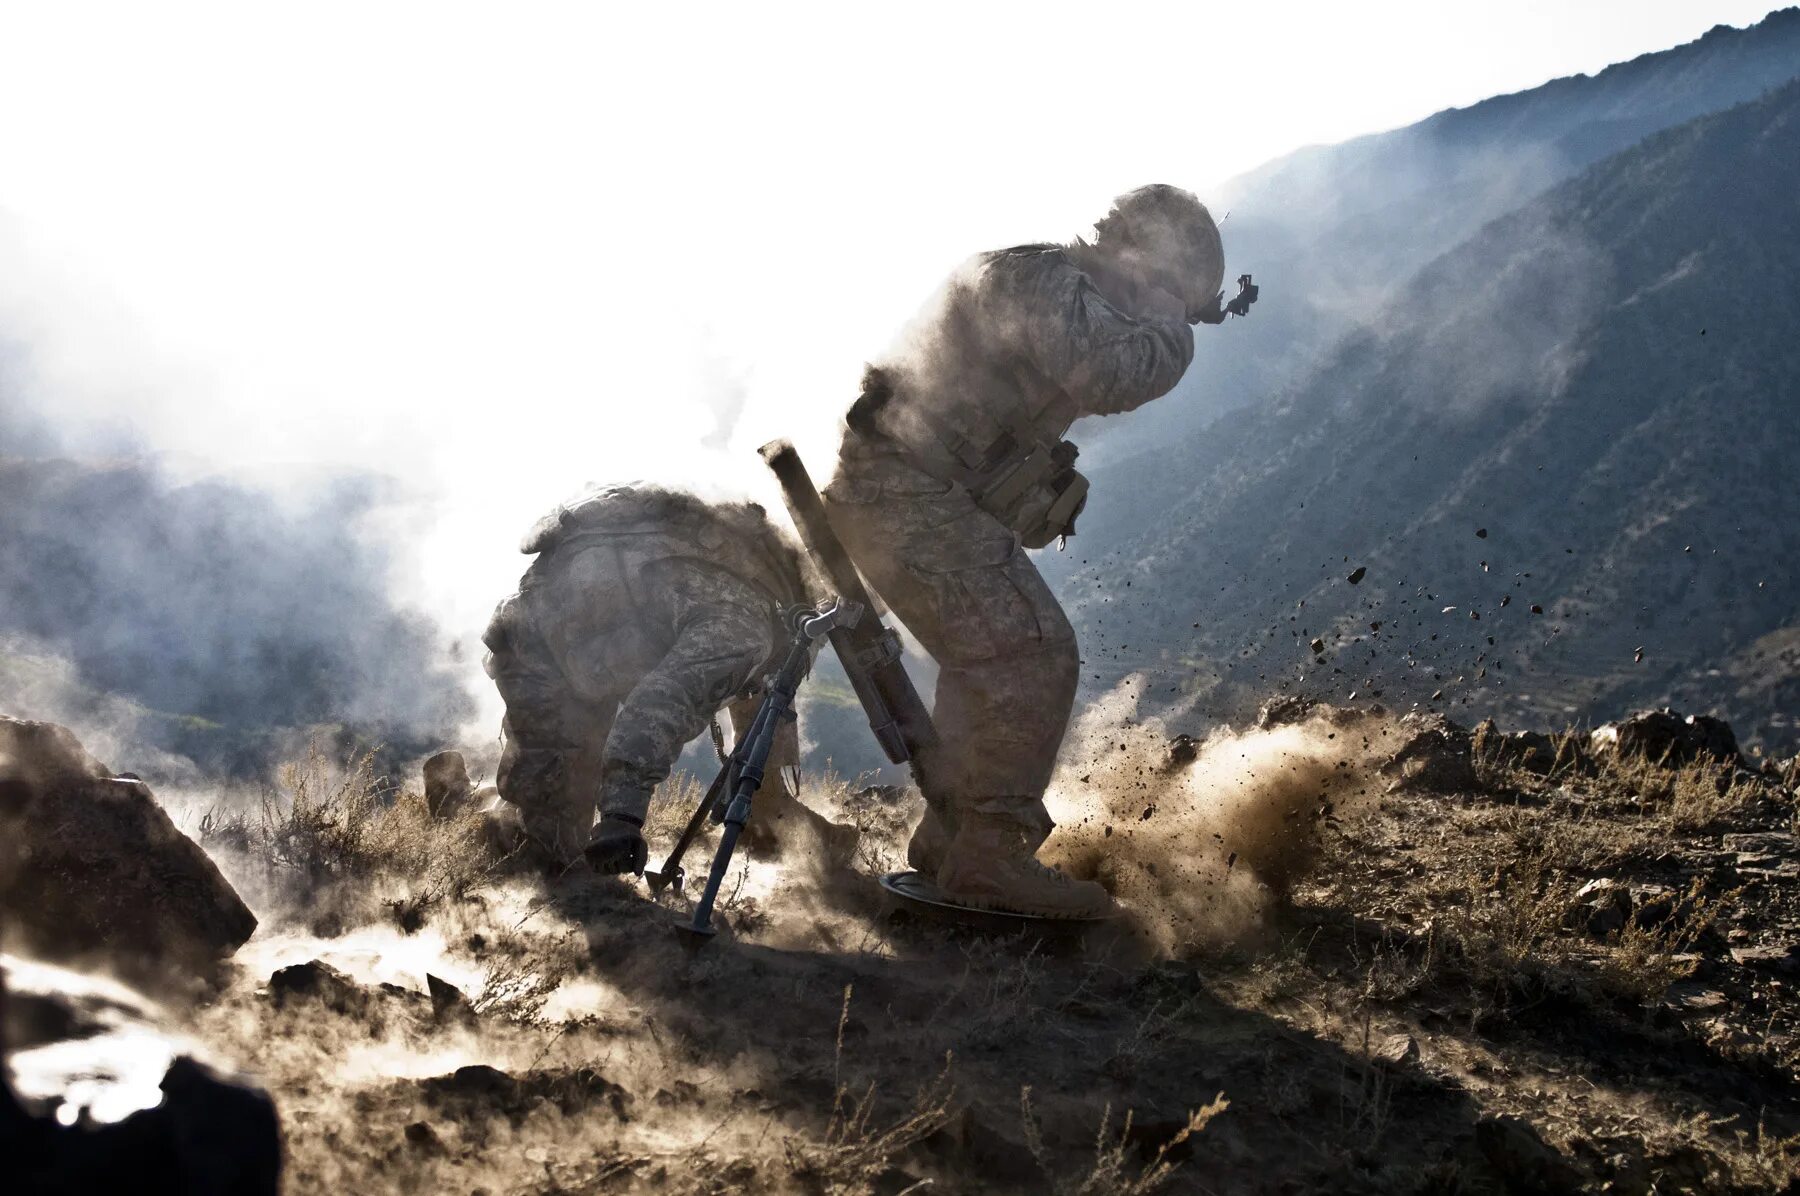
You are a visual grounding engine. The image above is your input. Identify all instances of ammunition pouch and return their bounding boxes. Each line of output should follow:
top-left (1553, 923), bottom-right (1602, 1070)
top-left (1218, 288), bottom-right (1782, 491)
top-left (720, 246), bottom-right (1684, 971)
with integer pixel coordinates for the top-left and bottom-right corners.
top-left (850, 367), bottom-right (1089, 548)
top-left (970, 436), bottom-right (1088, 549)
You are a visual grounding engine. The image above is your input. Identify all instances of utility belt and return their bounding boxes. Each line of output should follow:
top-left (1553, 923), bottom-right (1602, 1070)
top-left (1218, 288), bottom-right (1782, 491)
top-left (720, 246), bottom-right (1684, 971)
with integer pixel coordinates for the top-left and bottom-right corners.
top-left (848, 369), bottom-right (1089, 550)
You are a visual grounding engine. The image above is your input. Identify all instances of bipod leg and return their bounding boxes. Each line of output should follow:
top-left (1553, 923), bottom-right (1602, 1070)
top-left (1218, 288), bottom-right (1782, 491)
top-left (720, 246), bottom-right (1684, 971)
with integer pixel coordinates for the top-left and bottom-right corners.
top-left (644, 762), bottom-right (730, 898)
top-left (679, 715), bottom-right (778, 944)
top-left (674, 597), bottom-right (848, 947)
top-left (646, 691), bottom-right (784, 896)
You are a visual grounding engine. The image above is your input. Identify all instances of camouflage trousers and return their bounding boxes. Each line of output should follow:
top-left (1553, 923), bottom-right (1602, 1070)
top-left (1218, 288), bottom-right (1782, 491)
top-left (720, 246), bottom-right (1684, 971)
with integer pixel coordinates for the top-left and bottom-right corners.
top-left (482, 552), bottom-right (802, 863)
top-left (823, 461), bottom-right (1077, 846)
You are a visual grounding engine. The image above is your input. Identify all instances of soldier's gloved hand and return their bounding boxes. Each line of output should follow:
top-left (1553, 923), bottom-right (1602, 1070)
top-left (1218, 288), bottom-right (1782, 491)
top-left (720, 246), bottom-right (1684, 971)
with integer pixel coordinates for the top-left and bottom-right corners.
top-left (1190, 289), bottom-right (1228, 325)
top-left (584, 813), bottom-right (648, 875)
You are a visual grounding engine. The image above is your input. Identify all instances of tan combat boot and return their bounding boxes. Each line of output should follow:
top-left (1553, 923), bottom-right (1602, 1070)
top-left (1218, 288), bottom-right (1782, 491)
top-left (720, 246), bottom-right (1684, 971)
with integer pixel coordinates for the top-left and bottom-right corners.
top-left (935, 814), bottom-right (1113, 918)
top-left (905, 806), bottom-right (952, 874)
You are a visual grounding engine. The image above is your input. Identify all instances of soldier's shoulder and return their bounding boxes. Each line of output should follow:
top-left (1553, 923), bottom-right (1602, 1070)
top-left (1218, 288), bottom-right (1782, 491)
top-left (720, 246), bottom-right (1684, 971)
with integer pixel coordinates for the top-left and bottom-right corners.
top-left (971, 244), bottom-right (1081, 306)
top-left (978, 243), bottom-right (1070, 271)
top-left (520, 482), bottom-right (669, 553)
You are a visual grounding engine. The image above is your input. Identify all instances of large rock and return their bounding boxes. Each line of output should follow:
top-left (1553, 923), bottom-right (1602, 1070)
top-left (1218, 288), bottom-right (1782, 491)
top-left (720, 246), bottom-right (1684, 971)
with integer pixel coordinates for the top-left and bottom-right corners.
top-left (1381, 713), bottom-right (1478, 793)
top-left (0, 717), bottom-right (256, 976)
top-left (2, 955), bottom-right (281, 1194)
top-left (1590, 708), bottom-right (1740, 768)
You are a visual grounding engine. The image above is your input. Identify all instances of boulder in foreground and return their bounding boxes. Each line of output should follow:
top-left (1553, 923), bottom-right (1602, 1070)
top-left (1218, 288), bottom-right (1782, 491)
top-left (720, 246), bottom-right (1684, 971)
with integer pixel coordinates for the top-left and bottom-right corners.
top-left (0, 716), bottom-right (256, 977)
top-left (3, 954), bottom-right (281, 1194)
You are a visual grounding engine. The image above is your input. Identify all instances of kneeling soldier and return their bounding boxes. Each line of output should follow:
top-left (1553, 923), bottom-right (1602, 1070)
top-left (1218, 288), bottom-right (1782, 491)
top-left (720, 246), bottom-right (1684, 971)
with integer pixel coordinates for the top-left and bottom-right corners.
top-left (483, 484), bottom-right (855, 872)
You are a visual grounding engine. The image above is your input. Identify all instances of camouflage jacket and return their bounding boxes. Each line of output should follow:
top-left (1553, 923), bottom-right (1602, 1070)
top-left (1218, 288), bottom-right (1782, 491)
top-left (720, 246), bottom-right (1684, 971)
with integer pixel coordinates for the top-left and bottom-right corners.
top-left (520, 485), bottom-right (807, 614)
top-left (837, 245), bottom-right (1195, 495)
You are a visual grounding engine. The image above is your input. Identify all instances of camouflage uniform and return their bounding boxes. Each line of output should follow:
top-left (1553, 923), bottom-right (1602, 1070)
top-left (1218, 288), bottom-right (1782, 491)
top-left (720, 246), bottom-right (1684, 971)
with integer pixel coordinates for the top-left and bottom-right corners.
top-left (823, 244), bottom-right (1197, 847)
top-left (482, 486), bottom-right (809, 862)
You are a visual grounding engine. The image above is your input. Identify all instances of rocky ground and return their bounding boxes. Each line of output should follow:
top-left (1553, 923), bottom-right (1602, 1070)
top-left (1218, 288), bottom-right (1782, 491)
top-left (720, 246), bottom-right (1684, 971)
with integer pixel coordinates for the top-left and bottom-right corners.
top-left (5, 706), bottom-right (1799, 1194)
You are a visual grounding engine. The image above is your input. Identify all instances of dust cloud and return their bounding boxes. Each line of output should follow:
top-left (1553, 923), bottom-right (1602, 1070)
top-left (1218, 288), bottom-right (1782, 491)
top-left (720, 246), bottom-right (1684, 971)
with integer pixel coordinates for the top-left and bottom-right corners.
top-left (1044, 679), bottom-right (1396, 952)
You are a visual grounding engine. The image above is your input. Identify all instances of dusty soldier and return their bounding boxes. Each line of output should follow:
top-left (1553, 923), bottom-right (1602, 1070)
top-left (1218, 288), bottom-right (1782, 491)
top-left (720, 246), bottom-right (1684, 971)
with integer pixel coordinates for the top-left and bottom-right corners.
top-left (823, 184), bottom-right (1237, 917)
top-left (483, 485), bottom-right (855, 872)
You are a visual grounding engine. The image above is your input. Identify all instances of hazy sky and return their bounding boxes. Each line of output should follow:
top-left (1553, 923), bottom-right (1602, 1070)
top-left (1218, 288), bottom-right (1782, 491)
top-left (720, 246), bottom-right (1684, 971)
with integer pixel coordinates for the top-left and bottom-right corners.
top-left (0, 0), bottom-right (1783, 634)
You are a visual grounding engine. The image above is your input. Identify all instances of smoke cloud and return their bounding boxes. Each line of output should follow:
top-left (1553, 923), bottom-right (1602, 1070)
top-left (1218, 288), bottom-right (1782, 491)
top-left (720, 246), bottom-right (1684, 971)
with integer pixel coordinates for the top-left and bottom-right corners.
top-left (0, 447), bottom-right (474, 777)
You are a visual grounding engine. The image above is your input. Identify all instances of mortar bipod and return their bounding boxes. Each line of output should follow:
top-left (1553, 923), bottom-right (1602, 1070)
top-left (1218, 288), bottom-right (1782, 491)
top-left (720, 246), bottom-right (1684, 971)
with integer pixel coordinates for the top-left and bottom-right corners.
top-left (648, 598), bottom-right (861, 946)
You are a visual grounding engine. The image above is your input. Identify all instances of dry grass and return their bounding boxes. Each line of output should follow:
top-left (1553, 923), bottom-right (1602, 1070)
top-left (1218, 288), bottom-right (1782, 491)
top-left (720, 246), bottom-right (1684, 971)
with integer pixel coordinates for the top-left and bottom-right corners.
top-left (1387, 740), bottom-right (1765, 1006)
top-left (1021, 1085), bottom-right (1228, 1196)
top-left (199, 740), bottom-right (502, 926)
top-left (1425, 851), bottom-right (1734, 1005)
top-left (1475, 724), bottom-right (1761, 834)
top-left (1593, 750), bottom-right (1760, 832)
top-left (782, 985), bottom-right (956, 1195)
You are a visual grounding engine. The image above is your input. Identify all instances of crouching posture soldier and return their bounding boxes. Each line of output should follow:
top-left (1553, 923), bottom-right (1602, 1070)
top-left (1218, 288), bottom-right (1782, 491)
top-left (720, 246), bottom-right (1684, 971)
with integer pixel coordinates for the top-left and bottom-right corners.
top-left (483, 485), bottom-right (854, 872)
top-left (823, 184), bottom-right (1234, 917)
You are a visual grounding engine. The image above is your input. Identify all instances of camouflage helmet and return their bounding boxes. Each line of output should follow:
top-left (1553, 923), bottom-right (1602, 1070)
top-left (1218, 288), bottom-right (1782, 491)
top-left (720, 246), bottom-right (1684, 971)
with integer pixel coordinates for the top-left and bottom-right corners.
top-left (1092, 184), bottom-right (1225, 310)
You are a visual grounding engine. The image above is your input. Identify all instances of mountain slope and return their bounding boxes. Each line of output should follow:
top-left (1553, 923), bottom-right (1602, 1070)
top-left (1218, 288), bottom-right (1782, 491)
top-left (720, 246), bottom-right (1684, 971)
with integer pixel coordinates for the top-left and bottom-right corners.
top-left (1063, 78), bottom-right (1800, 750)
top-left (1068, 8), bottom-right (1800, 550)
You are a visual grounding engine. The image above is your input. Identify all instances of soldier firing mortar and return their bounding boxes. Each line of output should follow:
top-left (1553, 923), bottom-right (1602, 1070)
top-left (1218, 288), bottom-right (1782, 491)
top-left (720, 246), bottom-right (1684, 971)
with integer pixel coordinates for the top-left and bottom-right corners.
top-left (821, 184), bottom-right (1254, 919)
top-left (481, 484), bottom-right (859, 873)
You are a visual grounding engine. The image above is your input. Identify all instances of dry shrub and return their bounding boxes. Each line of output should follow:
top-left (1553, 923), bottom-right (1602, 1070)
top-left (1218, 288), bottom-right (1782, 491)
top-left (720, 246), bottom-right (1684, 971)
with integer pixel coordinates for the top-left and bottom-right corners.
top-left (783, 985), bottom-right (956, 1195)
top-left (1591, 749), bottom-right (1758, 831)
top-left (1238, 933), bottom-right (1318, 1008)
top-left (1021, 1084), bottom-right (1228, 1196)
top-left (473, 929), bottom-right (581, 1024)
top-left (929, 939), bottom-right (1051, 1047)
top-left (1350, 928), bottom-right (1437, 1005)
top-left (1591, 880), bottom-right (1736, 1003)
top-left (644, 769), bottom-right (712, 843)
top-left (1444, 852), bottom-right (1578, 987)
top-left (1338, 1005), bottom-right (1394, 1152)
top-left (201, 741), bottom-right (499, 924)
top-left (1428, 850), bottom-right (1729, 1005)
top-left (810, 768), bottom-right (920, 878)
top-left (1725, 1119), bottom-right (1800, 1189)
top-left (1472, 725), bottom-right (1591, 785)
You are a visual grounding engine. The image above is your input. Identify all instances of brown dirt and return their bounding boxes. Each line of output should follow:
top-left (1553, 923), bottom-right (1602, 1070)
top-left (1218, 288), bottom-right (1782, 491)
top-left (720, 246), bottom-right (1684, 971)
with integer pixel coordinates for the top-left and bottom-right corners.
top-left (106, 720), bottom-right (1800, 1193)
